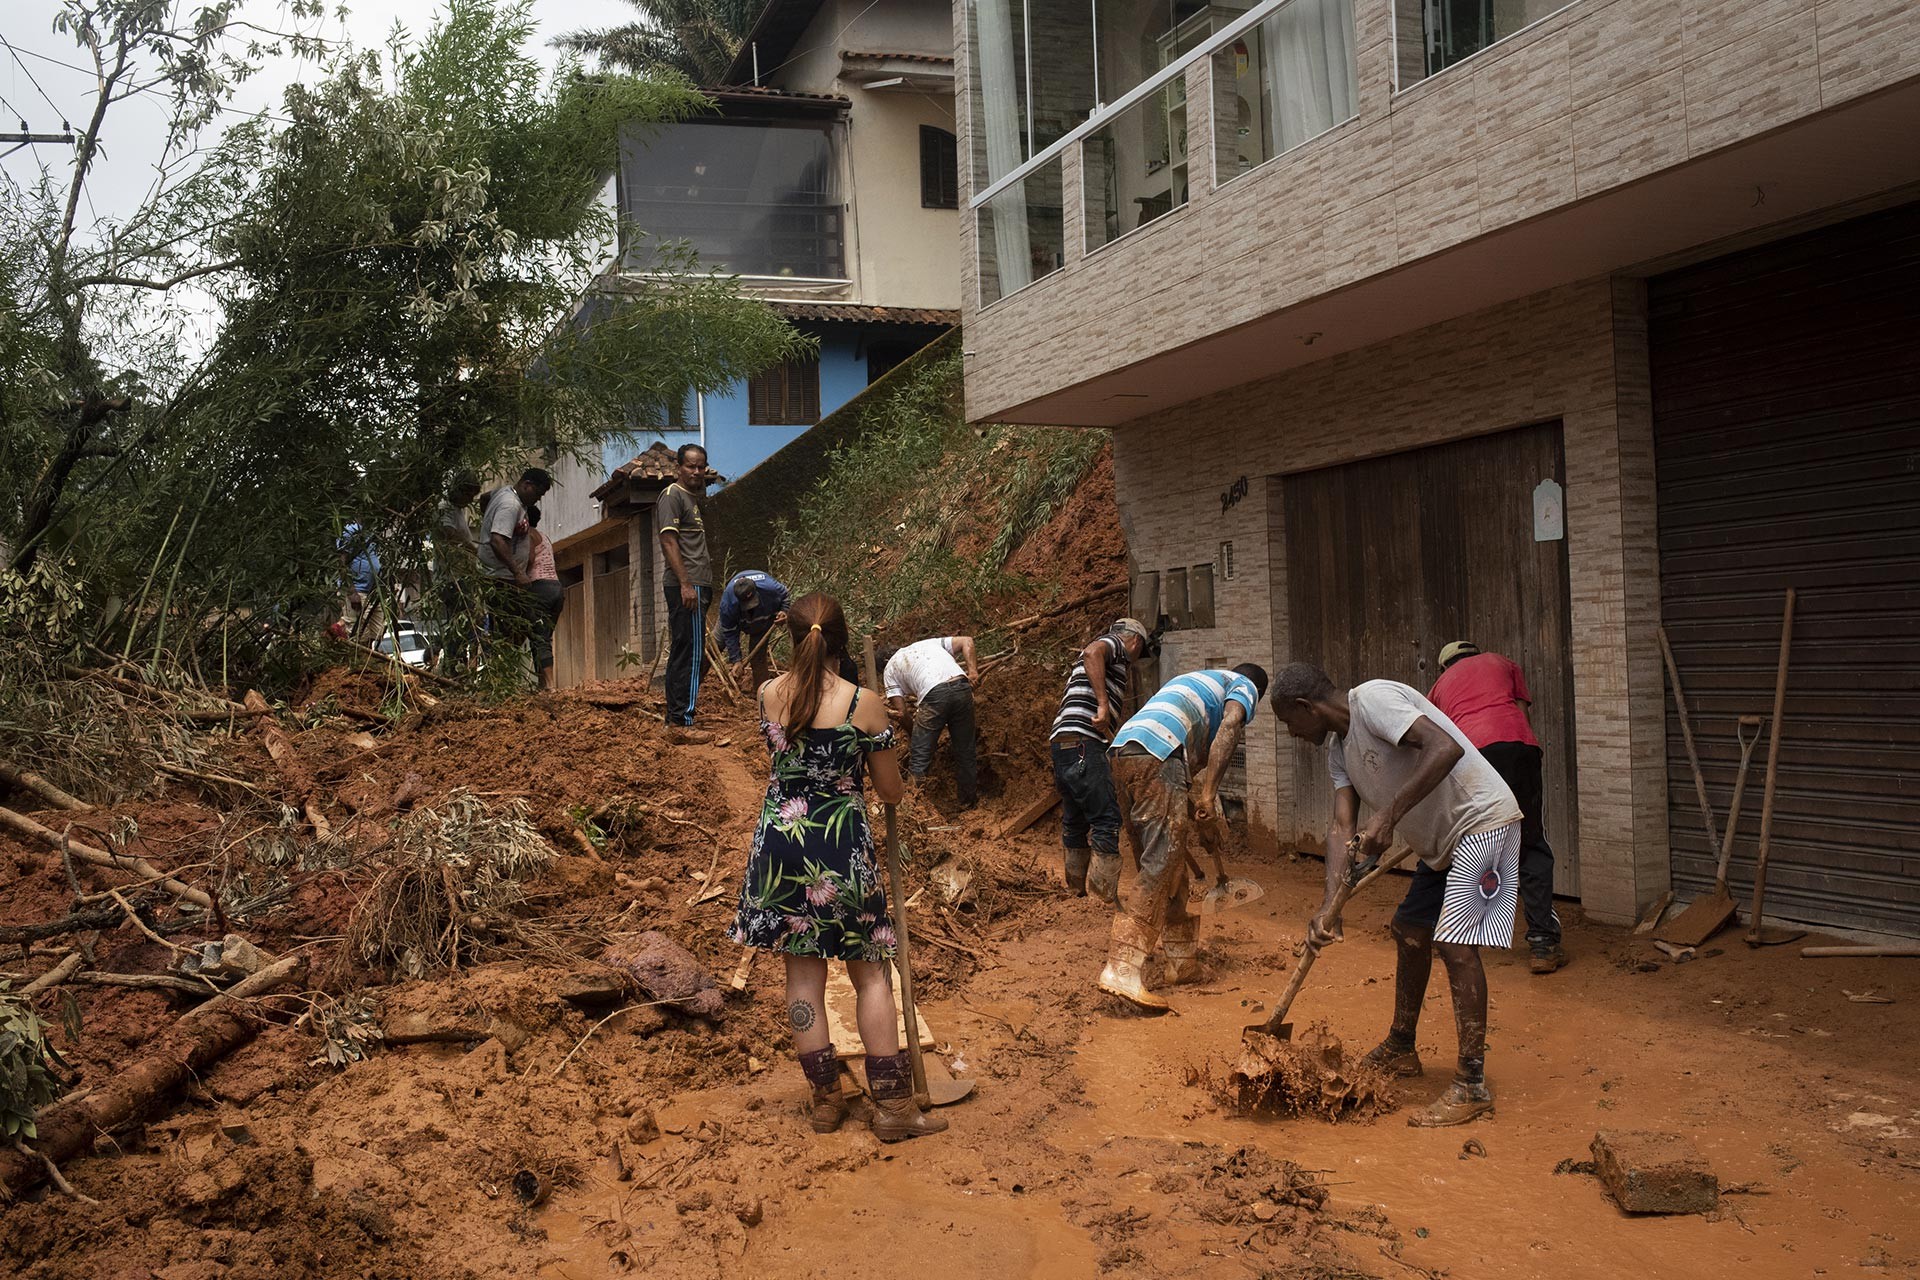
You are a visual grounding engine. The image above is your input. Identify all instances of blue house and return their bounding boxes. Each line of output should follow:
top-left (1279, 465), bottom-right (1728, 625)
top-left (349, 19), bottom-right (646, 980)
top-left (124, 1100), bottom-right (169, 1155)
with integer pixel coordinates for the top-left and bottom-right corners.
top-left (539, 0), bottom-right (959, 687)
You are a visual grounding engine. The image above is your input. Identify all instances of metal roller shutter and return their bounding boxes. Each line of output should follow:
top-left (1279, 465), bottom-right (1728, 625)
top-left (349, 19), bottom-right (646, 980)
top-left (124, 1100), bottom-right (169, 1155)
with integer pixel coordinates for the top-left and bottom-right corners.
top-left (1650, 201), bottom-right (1920, 937)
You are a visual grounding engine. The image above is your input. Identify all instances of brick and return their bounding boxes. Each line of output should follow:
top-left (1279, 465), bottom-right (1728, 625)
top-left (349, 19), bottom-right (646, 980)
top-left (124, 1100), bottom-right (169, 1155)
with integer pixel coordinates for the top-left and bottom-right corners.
top-left (1590, 1130), bottom-right (1720, 1214)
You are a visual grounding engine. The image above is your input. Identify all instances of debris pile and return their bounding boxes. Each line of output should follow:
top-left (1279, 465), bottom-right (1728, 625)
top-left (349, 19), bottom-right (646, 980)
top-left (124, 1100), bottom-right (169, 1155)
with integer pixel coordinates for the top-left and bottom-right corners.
top-left (1210, 1024), bottom-right (1397, 1120)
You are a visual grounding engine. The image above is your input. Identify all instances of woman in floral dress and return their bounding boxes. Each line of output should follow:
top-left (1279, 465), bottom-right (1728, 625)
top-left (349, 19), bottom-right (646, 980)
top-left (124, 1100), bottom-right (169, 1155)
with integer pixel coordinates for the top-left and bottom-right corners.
top-left (729, 593), bottom-right (946, 1142)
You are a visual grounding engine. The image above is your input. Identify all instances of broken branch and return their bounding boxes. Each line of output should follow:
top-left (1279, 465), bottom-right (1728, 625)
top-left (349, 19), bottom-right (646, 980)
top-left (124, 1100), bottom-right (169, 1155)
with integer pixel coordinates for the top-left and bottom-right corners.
top-left (0, 761), bottom-right (92, 812)
top-left (0, 805), bottom-right (213, 909)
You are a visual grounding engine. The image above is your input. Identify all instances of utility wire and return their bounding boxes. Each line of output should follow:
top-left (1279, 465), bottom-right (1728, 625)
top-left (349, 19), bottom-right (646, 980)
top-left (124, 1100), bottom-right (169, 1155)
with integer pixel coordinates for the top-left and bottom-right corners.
top-left (0, 34), bottom-right (70, 122)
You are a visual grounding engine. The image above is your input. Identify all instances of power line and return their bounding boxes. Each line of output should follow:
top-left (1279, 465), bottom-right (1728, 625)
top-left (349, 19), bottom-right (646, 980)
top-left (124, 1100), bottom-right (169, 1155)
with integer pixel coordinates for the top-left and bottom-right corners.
top-left (0, 34), bottom-right (70, 122)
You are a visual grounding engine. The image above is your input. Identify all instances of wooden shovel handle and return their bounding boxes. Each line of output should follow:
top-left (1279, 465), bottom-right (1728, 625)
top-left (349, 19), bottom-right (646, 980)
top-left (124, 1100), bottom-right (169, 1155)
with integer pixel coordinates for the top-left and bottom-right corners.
top-left (1657, 626), bottom-right (1719, 858)
top-left (1255, 844), bottom-right (1417, 1036)
top-left (1747, 590), bottom-right (1795, 943)
top-left (882, 804), bottom-right (930, 1106)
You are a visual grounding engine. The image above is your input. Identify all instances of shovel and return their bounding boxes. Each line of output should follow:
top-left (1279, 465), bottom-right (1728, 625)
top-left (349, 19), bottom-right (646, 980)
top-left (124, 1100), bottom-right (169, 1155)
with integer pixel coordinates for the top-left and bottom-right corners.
top-left (1187, 812), bottom-right (1264, 913)
top-left (1746, 589), bottom-right (1807, 949)
top-left (883, 804), bottom-right (974, 1108)
top-left (1656, 714), bottom-right (1763, 948)
top-left (1244, 841), bottom-right (1418, 1043)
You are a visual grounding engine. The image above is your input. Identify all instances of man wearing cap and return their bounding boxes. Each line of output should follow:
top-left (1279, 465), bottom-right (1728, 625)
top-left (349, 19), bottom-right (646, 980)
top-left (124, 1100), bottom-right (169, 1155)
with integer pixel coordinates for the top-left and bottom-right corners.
top-left (1098, 663), bottom-right (1268, 1013)
top-left (1050, 619), bottom-right (1150, 900)
top-left (1429, 641), bottom-right (1566, 973)
top-left (718, 570), bottom-right (790, 692)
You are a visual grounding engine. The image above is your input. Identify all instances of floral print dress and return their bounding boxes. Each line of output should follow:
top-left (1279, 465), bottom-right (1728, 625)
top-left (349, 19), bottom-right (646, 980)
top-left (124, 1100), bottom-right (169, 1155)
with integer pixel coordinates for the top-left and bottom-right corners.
top-left (729, 686), bottom-right (898, 961)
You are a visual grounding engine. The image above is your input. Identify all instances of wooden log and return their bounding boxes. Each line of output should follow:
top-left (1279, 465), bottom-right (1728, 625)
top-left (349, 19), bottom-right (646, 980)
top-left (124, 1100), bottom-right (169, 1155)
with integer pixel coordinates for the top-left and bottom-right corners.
top-left (244, 691), bottom-right (332, 840)
top-left (0, 953), bottom-right (306, 1200)
top-left (177, 706), bottom-right (271, 724)
top-left (996, 790), bottom-right (1063, 840)
top-left (0, 903), bottom-right (124, 945)
top-left (0, 761), bottom-right (91, 812)
top-left (1004, 583), bottom-right (1127, 632)
top-left (1801, 946), bottom-right (1920, 958)
top-left (19, 952), bottom-right (83, 997)
top-left (0, 805), bottom-right (213, 909)
top-left (153, 761), bottom-right (267, 794)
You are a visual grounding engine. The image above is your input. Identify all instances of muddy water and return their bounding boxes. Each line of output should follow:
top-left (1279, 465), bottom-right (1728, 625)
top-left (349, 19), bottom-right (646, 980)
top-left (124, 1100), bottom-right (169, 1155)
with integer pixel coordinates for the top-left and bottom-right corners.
top-left (531, 837), bottom-right (1920, 1280)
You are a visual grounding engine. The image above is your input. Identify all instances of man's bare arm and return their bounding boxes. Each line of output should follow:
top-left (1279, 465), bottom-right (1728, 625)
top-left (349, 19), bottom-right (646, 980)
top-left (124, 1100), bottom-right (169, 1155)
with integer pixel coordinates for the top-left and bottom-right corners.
top-left (490, 532), bottom-right (529, 586)
top-left (1308, 787), bottom-right (1361, 946)
top-left (1190, 701), bottom-right (1247, 823)
top-left (658, 530), bottom-right (696, 608)
top-left (1082, 640), bottom-right (1111, 729)
top-left (1355, 716), bottom-right (1464, 858)
top-left (951, 636), bottom-right (979, 682)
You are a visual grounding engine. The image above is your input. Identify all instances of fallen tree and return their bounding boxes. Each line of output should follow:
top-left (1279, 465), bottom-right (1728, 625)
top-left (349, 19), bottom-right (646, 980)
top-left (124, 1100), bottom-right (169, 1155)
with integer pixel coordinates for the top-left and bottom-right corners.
top-left (0, 953), bottom-right (308, 1201)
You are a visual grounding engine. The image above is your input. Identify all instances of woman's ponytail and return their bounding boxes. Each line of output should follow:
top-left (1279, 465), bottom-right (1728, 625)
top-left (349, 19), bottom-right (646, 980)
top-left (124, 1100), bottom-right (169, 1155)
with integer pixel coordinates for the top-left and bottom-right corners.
top-left (780, 593), bottom-right (851, 744)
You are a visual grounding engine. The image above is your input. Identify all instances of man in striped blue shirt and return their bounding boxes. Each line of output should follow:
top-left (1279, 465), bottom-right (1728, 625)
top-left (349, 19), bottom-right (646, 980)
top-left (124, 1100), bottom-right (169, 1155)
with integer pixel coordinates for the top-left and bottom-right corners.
top-left (1098, 664), bottom-right (1269, 1012)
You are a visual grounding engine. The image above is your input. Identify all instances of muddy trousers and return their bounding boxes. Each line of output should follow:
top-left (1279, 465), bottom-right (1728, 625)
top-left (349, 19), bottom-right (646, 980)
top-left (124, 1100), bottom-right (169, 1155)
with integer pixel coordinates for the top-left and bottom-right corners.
top-left (910, 678), bottom-right (978, 805)
top-left (1053, 736), bottom-right (1121, 894)
top-left (1107, 748), bottom-right (1197, 962)
top-left (1477, 742), bottom-right (1560, 946)
top-left (663, 581), bottom-right (710, 726)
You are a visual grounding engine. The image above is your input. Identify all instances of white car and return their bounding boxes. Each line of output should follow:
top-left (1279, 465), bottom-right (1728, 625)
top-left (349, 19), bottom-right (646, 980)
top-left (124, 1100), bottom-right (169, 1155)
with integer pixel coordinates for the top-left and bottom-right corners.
top-left (372, 620), bottom-right (433, 669)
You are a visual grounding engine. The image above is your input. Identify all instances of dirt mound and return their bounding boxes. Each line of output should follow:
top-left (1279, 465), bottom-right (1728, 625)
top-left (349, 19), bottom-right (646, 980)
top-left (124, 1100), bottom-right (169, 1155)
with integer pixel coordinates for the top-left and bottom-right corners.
top-left (602, 931), bottom-right (723, 1018)
top-left (1207, 1024), bottom-right (1397, 1120)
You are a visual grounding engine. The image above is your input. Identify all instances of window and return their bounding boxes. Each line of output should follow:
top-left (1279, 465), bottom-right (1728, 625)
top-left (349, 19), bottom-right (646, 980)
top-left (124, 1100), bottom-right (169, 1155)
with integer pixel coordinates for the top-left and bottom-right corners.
top-left (1216, 0), bottom-right (1358, 180)
top-left (1083, 93), bottom-right (1186, 252)
top-left (748, 358), bottom-right (821, 425)
top-left (977, 162), bottom-right (1066, 304)
top-left (620, 119), bottom-right (845, 279)
top-left (1398, 0), bottom-right (1574, 86)
top-left (921, 127), bottom-right (960, 209)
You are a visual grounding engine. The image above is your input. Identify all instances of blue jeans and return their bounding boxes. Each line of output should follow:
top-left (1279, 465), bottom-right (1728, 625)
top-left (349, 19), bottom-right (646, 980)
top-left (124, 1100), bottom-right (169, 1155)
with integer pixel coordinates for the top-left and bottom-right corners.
top-left (1051, 737), bottom-right (1120, 856)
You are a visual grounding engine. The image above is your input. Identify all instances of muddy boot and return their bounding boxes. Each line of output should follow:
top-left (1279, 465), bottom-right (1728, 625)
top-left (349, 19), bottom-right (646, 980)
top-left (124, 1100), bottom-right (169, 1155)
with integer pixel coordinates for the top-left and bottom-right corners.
top-left (1097, 916), bottom-right (1171, 1013)
top-left (1408, 1076), bottom-right (1494, 1127)
top-left (1086, 852), bottom-right (1122, 906)
top-left (1158, 917), bottom-right (1211, 986)
top-left (1529, 941), bottom-right (1569, 975)
top-left (798, 1046), bottom-right (847, 1134)
top-left (1064, 847), bottom-right (1092, 896)
top-left (1361, 1032), bottom-right (1425, 1078)
top-left (865, 1052), bottom-right (947, 1142)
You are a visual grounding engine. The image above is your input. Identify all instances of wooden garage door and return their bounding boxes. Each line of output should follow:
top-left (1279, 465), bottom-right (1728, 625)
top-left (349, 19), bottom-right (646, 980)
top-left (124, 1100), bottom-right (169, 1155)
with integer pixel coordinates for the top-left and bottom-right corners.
top-left (1650, 201), bottom-right (1920, 937)
top-left (1282, 422), bottom-right (1579, 893)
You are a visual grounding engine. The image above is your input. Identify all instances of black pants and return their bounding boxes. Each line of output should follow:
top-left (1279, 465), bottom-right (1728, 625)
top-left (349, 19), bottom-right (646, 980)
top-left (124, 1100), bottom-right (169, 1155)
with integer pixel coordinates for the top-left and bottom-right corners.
top-left (1478, 741), bottom-right (1561, 945)
top-left (910, 677), bottom-right (977, 805)
top-left (663, 580), bottom-right (710, 726)
top-left (1052, 737), bottom-right (1120, 856)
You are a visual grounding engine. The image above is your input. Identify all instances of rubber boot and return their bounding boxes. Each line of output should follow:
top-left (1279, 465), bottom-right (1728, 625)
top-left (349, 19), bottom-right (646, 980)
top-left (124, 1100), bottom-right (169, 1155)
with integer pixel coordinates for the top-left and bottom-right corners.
top-left (1097, 915), bottom-right (1171, 1012)
top-left (798, 1046), bottom-right (847, 1134)
top-left (1086, 851), bottom-right (1122, 906)
top-left (865, 1052), bottom-right (947, 1142)
top-left (1064, 847), bottom-right (1092, 896)
top-left (1158, 916), bottom-right (1211, 986)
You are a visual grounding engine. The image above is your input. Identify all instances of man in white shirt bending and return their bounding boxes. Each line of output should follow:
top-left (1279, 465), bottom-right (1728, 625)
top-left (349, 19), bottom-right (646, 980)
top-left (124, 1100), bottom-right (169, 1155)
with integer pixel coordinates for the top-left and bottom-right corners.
top-left (882, 636), bottom-right (981, 809)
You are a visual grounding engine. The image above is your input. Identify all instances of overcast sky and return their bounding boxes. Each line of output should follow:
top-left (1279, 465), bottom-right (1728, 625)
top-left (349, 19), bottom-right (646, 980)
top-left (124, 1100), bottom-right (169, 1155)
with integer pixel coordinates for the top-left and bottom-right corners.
top-left (2, 0), bottom-right (638, 229)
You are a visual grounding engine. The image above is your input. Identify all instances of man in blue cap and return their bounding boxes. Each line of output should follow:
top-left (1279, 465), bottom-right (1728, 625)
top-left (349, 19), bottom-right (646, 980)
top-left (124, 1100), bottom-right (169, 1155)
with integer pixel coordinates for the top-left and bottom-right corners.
top-left (718, 570), bottom-right (791, 692)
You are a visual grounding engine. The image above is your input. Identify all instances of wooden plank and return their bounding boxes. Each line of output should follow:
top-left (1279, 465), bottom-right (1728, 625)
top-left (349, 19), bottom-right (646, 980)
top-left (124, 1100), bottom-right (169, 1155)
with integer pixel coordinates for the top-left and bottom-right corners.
top-left (996, 790), bottom-right (1061, 840)
top-left (823, 966), bottom-right (934, 1057)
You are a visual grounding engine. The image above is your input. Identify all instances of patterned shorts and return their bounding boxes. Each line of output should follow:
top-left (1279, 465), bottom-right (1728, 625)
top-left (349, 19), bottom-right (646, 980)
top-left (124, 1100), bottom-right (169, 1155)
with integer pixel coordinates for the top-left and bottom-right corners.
top-left (1394, 821), bottom-right (1522, 948)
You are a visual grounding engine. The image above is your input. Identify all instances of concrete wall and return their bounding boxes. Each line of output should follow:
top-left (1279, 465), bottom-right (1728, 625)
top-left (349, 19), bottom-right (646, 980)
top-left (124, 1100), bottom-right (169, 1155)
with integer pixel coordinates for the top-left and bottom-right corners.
top-left (1111, 278), bottom-right (1667, 925)
top-left (957, 0), bottom-right (1920, 418)
top-left (772, 0), bottom-right (962, 311)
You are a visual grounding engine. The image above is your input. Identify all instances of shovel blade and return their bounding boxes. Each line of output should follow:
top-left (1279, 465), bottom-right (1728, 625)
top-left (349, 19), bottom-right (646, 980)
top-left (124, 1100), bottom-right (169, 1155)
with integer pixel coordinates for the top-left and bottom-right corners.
top-left (1242, 1020), bottom-right (1293, 1044)
top-left (925, 1077), bottom-right (976, 1107)
top-left (1198, 877), bottom-right (1265, 914)
top-left (1654, 891), bottom-right (1737, 948)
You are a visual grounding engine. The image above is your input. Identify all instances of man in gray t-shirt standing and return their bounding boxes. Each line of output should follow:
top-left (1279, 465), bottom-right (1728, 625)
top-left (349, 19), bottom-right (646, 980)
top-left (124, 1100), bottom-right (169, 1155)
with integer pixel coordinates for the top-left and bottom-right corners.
top-left (476, 468), bottom-right (552, 671)
top-left (657, 444), bottom-right (714, 732)
top-left (1270, 661), bottom-right (1521, 1129)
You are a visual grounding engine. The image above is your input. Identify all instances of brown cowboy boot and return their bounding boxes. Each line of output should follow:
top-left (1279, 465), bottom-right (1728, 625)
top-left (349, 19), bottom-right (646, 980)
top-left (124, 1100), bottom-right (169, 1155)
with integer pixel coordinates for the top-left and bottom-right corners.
top-left (865, 1052), bottom-right (947, 1142)
top-left (1097, 915), bottom-right (1171, 1012)
top-left (798, 1046), bottom-right (848, 1134)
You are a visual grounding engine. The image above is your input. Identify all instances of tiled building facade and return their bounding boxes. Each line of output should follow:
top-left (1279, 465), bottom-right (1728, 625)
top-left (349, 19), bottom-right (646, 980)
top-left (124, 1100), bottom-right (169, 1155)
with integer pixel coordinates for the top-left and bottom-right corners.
top-left (956, 0), bottom-right (1920, 932)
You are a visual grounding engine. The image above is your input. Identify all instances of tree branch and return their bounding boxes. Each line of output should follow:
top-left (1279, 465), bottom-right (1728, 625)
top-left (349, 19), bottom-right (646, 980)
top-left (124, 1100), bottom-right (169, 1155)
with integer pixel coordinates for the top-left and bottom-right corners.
top-left (68, 259), bottom-right (241, 291)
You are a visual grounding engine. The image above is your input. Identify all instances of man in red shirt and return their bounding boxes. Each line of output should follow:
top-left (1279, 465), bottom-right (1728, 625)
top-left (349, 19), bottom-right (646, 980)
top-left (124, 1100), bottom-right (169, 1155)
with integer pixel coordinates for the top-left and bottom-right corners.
top-left (1429, 642), bottom-right (1567, 973)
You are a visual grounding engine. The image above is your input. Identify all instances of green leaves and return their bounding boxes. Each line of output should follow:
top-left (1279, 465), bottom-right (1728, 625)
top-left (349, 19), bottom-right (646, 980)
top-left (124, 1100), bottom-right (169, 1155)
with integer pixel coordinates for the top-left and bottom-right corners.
top-left (0, 986), bottom-right (64, 1140)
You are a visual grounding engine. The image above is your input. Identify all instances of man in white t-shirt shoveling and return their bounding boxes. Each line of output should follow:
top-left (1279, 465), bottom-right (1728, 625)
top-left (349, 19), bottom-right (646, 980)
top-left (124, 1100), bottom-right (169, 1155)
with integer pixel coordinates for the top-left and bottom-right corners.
top-left (1268, 661), bottom-right (1522, 1128)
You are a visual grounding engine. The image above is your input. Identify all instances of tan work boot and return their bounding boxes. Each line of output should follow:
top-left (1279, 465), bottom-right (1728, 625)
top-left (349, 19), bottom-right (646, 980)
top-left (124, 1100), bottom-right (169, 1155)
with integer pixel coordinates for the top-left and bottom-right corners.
top-left (864, 1052), bottom-right (947, 1142)
top-left (1361, 1036), bottom-right (1425, 1078)
top-left (1408, 1078), bottom-right (1494, 1127)
top-left (1097, 916), bottom-right (1171, 1012)
top-left (798, 1046), bottom-right (848, 1134)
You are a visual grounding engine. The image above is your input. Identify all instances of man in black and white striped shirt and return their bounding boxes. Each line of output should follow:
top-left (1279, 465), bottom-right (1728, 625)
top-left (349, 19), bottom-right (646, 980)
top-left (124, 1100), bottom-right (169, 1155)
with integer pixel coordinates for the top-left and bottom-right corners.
top-left (1051, 618), bottom-right (1150, 901)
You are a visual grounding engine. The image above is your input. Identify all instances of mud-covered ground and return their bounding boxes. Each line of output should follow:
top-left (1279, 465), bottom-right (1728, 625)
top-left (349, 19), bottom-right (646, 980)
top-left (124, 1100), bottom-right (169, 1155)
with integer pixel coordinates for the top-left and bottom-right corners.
top-left (3, 652), bottom-right (1917, 1280)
